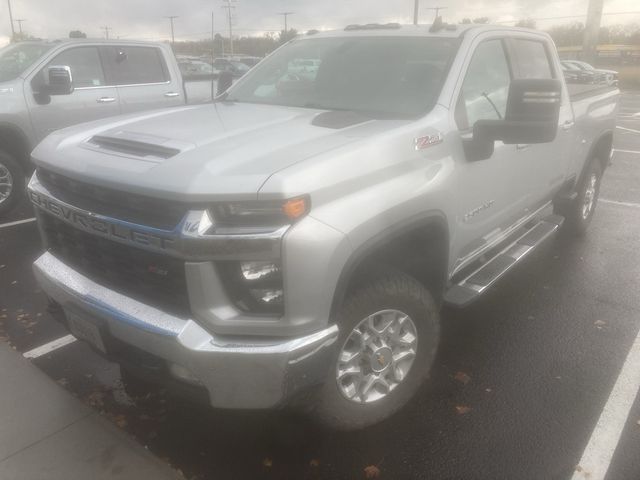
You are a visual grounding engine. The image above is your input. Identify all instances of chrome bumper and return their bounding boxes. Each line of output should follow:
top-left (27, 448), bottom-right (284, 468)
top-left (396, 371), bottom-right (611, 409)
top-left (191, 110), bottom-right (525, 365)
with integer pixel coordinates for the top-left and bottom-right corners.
top-left (33, 252), bottom-right (339, 409)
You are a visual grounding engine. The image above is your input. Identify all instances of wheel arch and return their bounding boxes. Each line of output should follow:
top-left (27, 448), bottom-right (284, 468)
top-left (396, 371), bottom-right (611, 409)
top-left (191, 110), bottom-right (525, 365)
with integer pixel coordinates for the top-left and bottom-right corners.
top-left (0, 123), bottom-right (33, 173)
top-left (329, 211), bottom-right (449, 323)
top-left (587, 129), bottom-right (614, 176)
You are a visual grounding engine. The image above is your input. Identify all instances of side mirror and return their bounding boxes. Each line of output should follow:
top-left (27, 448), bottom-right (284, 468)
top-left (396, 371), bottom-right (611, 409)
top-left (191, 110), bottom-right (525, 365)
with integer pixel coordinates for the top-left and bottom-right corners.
top-left (465, 78), bottom-right (562, 161)
top-left (217, 71), bottom-right (233, 96)
top-left (46, 65), bottom-right (74, 95)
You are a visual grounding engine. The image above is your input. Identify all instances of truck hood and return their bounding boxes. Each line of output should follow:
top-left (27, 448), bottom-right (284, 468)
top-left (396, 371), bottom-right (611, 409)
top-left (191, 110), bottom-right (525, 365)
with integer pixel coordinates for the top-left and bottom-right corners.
top-left (32, 102), bottom-right (405, 201)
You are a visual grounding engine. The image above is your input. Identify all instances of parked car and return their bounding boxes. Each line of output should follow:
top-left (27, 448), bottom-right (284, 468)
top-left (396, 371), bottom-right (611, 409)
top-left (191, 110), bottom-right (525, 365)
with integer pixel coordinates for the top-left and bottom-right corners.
top-left (564, 60), bottom-right (618, 86)
top-left (212, 58), bottom-right (250, 77)
top-left (0, 39), bottom-right (213, 215)
top-left (561, 61), bottom-right (599, 84)
top-left (178, 59), bottom-right (216, 78)
top-left (29, 24), bottom-right (619, 430)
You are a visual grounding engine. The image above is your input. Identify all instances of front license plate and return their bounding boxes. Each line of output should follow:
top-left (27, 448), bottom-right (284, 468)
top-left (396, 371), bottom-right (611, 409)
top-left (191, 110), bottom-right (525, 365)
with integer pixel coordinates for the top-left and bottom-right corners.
top-left (66, 310), bottom-right (107, 353)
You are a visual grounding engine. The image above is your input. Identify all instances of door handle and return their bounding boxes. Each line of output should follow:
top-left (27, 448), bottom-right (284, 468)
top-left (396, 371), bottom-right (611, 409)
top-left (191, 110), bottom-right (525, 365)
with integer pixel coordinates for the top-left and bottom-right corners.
top-left (97, 97), bottom-right (116, 103)
top-left (164, 92), bottom-right (180, 98)
top-left (562, 120), bottom-right (575, 131)
top-left (516, 144), bottom-right (531, 151)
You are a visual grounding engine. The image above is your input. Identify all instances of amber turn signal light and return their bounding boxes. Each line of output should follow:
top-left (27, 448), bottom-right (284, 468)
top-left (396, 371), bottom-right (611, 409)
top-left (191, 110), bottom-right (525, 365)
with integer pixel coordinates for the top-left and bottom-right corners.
top-left (282, 197), bottom-right (309, 220)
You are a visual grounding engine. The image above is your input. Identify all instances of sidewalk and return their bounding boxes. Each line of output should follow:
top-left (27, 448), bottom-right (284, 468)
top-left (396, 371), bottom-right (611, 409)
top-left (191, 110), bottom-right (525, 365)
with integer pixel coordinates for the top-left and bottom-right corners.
top-left (0, 342), bottom-right (181, 480)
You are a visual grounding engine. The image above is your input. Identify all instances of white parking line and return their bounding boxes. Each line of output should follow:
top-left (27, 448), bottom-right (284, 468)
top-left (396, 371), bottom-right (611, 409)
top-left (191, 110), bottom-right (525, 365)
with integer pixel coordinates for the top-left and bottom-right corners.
top-left (612, 149), bottom-right (640, 156)
top-left (600, 199), bottom-right (640, 209)
top-left (0, 217), bottom-right (36, 229)
top-left (22, 334), bottom-right (77, 359)
top-left (616, 126), bottom-right (640, 134)
top-left (571, 329), bottom-right (640, 480)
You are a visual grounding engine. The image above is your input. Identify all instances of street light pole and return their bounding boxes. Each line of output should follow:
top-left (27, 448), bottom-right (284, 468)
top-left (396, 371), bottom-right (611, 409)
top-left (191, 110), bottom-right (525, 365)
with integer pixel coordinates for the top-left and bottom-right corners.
top-left (7, 0), bottom-right (15, 39)
top-left (426, 6), bottom-right (447, 22)
top-left (221, 0), bottom-right (236, 56)
top-left (277, 12), bottom-right (294, 33)
top-left (413, 0), bottom-right (420, 25)
top-left (582, 0), bottom-right (604, 64)
top-left (15, 18), bottom-right (25, 34)
top-left (164, 15), bottom-right (178, 45)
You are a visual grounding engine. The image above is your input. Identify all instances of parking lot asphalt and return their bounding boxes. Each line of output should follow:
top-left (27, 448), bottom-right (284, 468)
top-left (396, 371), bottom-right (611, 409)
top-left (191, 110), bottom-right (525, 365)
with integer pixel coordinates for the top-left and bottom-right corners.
top-left (1, 91), bottom-right (640, 480)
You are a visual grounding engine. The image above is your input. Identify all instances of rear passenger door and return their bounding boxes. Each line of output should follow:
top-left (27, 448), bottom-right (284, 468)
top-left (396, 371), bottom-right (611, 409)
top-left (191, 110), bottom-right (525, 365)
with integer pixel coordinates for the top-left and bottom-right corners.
top-left (100, 45), bottom-right (184, 114)
top-left (507, 37), bottom-right (574, 202)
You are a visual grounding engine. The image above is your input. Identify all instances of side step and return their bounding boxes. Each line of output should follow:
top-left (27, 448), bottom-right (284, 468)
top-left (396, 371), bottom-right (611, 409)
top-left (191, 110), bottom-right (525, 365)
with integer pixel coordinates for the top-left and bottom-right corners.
top-left (444, 214), bottom-right (564, 308)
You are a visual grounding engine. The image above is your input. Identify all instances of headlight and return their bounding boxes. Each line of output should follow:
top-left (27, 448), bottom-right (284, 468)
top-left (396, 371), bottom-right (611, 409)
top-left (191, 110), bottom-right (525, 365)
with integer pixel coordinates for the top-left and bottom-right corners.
top-left (211, 196), bottom-right (309, 228)
top-left (218, 260), bottom-right (284, 315)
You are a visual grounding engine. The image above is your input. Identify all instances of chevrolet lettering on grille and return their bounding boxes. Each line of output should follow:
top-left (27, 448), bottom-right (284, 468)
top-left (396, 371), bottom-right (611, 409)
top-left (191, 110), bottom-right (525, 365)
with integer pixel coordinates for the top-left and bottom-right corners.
top-left (29, 189), bottom-right (176, 252)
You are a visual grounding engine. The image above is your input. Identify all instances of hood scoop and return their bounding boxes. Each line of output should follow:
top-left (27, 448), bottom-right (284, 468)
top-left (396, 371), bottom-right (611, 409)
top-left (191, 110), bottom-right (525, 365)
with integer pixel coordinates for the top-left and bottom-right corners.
top-left (85, 130), bottom-right (192, 161)
top-left (311, 110), bottom-right (371, 129)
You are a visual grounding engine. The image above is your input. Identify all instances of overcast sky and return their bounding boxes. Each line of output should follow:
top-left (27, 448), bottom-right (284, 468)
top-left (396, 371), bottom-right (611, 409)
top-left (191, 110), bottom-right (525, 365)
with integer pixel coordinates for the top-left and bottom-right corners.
top-left (1, 0), bottom-right (638, 46)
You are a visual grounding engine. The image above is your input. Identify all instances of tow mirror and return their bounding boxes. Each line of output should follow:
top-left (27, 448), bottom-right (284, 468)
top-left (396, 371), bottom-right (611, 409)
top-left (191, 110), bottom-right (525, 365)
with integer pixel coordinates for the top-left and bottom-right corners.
top-left (465, 78), bottom-right (562, 161)
top-left (46, 65), bottom-right (74, 95)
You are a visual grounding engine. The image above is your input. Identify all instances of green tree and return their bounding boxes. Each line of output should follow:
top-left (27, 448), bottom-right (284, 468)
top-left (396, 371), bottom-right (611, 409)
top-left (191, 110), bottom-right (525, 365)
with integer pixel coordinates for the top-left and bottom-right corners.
top-left (69, 30), bottom-right (87, 39)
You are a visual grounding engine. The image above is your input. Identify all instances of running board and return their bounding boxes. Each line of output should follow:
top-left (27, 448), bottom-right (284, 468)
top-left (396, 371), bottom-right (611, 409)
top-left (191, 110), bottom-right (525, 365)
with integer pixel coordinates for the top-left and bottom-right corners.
top-left (444, 214), bottom-right (564, 308)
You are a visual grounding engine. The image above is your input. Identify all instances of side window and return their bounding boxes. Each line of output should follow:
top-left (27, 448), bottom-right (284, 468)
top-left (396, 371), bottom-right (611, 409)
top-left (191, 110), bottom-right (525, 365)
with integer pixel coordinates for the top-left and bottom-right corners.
top-left (510, 39), bottom-right (553, 79)
top-left (46, 47), bottom-right (106, 88)
top-left (456, 39), bottom-right (511, 130)
top-left (101, 46), bottom-right (169, 85)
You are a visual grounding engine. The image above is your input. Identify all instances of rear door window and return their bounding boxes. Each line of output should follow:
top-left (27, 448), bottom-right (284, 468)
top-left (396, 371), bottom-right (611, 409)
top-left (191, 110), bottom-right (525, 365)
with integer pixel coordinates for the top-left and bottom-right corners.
top-left (101, 46), bottom-right (169, 85)
top-left (510, 39), bottom-right (553, 79)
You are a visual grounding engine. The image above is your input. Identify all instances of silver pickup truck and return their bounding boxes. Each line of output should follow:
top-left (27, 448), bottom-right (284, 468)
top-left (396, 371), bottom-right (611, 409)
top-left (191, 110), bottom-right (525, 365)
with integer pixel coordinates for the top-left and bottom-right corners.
top-left (0, 39), bottom-right (215, 214)
top-left (28, 24), bottom-right (619, 430)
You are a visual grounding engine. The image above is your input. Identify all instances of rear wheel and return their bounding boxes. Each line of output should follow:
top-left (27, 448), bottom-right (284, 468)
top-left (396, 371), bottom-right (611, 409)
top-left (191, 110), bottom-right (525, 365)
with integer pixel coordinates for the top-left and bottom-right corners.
top-left (0, 151), bottom-right (24, 216)
top-left (313, 270), bottom-right (440, 430)
top-left (557, 158), bottom-right (603, 236)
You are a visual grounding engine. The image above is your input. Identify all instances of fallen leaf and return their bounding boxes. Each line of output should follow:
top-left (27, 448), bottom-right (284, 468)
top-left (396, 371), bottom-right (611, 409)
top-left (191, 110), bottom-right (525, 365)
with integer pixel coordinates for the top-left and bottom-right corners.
top-left (455, 405), bottom-right (471, 415)
top-left (636, 420), bottom-right (640, 426)
top-left (310, 459), bottom-right (320, 467)
top-left (454, 372), bottom-right (471, 385)
top-left (364, 465), bottom-right (381, 479)
top-left (485, 388), bottom-right (492, 393)
top-left (527, 315), bottom-right (535, 321)
top-left (114, 414), bottom-right (127, 428)
top-left (594, 320), bottom-right (606, 327)
top-left (11, 281), bottom-right (17, 285)
top-left (262, 458), bottom-right (273, 468)
top-left (56, 378), bottom-right (69, 386)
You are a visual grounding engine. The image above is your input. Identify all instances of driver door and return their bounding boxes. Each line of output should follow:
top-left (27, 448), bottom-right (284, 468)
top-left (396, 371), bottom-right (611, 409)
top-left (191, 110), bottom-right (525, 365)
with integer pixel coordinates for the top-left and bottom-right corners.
top-left (449, 37), bottom-right (533, 273)
top-left (25, 46), bottom-right (120, 143)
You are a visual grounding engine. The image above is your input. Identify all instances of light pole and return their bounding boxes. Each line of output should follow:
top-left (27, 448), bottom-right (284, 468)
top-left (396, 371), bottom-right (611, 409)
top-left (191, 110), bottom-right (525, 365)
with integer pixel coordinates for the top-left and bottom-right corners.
top-left (7, 0), bottom-right (15, 39)
top-left (101, 26), bottom-right (112, 39)
top-left (164, 15), bottom-right (178, 45)
top-left (426, 6), bottom-right (447, 22)
top-left (277, 12), bottom-right (295, 33)
top-left (413, 0), bottom-right (420, 25)
top-left (15, 18), bottom-right (25, 34)
top-left (221, 0), bottom-right (236, 56)
top-left (582, 0), bottom-right (604, 63)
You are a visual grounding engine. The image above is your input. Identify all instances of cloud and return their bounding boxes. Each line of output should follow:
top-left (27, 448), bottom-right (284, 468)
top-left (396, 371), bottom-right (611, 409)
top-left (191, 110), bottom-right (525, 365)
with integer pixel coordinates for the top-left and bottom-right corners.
top-left (0, 0), bottom-right (638, 45)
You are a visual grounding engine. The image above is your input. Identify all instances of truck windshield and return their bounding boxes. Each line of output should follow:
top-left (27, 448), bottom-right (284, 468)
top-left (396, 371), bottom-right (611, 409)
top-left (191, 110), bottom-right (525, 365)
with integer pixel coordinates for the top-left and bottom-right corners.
top-left (0, 43), bottom-right (53, 82)
top-left (225, 36), bottom-right (459, 118)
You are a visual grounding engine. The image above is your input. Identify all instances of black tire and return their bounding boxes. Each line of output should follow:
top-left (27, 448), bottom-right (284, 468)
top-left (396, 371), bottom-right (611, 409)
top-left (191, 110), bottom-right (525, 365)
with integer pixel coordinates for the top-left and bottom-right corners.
top-left (557, 158), bottom-right (603, 236)
top-left (0, 151), bottom-right (24, 216)
top-left (313, 270), bottom-right (440, 431)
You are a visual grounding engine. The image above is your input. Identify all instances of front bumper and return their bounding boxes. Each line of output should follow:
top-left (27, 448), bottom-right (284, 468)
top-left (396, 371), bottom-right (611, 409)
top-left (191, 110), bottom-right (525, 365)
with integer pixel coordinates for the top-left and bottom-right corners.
top-left (33, 252), bottom-right (339, 409)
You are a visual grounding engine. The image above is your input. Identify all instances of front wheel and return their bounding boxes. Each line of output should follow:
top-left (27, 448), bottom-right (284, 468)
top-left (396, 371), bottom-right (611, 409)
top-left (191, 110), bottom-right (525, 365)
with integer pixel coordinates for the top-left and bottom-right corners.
top-left (0, 152), bottom-right (24, 216)
top-left (313, 270), bottom-right (440, 431)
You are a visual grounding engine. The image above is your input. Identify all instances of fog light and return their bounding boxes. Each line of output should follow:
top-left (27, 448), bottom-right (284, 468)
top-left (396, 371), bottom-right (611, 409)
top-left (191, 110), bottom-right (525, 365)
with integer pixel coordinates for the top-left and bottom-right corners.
top-left (168, 363), bottom-right (201, 385)
top-left (241, 261), bottom-right (280, 281)
top-left (250, 288), bottom-right (284, 305)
